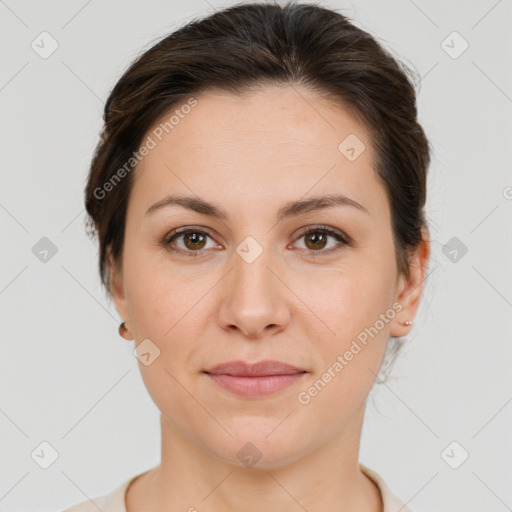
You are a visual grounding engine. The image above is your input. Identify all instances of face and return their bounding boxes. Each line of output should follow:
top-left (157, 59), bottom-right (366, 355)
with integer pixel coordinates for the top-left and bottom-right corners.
top-left (110, 84), bottom-right (428, 468)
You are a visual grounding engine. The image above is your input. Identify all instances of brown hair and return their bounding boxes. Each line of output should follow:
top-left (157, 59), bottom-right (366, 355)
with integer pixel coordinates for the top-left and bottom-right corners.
top-left (85, 2), bottom-right (431, 373)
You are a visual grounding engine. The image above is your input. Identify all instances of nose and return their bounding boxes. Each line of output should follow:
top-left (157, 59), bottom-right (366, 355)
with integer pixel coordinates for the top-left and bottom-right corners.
top-left (217, 241), bottom-right (291, 340)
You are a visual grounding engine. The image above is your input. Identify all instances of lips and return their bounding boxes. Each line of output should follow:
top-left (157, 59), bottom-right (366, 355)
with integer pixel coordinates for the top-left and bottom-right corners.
top-left (204, 360), bottom-right (306, 377)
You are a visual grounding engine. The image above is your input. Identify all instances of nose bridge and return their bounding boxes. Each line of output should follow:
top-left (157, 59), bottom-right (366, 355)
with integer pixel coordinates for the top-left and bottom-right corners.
top-left (232, 235), bottom-right (276, 305)
top-left (218, 234), bottom-right (290, 337)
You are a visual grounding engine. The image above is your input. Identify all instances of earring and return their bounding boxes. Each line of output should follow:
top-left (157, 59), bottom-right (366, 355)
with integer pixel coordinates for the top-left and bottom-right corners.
top-left (118, 321), bottom-right (129, 339)
top-left (401, 320), bottom-right (413, 326)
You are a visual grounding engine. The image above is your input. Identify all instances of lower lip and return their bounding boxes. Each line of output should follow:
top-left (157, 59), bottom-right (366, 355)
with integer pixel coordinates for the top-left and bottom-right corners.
top-left (205, 372), bottom-right (307, 397)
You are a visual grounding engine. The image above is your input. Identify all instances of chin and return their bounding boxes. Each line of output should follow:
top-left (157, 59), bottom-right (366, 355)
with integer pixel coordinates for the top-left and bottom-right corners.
top-left (205, 425), bottom-right (308, 470)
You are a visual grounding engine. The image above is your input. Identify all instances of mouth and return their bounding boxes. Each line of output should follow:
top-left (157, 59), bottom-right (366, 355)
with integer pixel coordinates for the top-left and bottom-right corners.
top-left (203, 360), bottom-right (308, 398)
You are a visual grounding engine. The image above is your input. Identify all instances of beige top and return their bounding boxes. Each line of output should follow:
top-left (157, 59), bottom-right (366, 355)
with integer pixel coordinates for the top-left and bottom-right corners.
top-left (62, 463), bottom-right (412, 511)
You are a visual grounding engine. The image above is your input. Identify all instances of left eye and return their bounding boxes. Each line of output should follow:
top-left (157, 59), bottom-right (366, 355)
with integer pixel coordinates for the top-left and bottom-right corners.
top-left (292, 226), bottom-right (348, 254)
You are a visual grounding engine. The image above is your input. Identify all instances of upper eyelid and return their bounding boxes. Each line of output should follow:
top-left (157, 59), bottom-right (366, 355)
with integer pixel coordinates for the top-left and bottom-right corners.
top-left (294, 225), bottom-right (347, 239)
top-left (166, 225), bottom-right (219, 243)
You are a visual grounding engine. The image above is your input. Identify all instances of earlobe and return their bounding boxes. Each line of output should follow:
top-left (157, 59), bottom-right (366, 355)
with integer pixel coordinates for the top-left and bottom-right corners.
top-left (107, 248), bottom-right (134, 340)
top-left (118, 321), bottom-right (133, 341)
top-left (390, 233), bottom-right (430, 337)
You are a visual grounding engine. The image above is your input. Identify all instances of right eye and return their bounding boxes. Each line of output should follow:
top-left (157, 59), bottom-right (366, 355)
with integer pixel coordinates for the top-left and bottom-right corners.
top-left (163, 227), bottom-right (220, 257)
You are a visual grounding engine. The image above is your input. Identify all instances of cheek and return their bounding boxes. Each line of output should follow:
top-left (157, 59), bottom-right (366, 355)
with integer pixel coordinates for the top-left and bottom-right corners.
top-left (301, 262), bottom-right (394, 337)
top-left (294, 274), bottom-right (393, 427)
top-left (124, 256), bottom-right (215, 378)
top-left (123, 266), bottom-right (209, 427)
top-left (123, 245), bottom-right (195, 334)
top-left (295, 262), bottom-right (396, 404)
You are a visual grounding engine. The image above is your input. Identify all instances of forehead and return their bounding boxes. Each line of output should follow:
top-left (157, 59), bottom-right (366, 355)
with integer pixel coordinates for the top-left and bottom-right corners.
top-left (129, 84), bottom-right (385, 219)
top-left (148, 84), bottom-right (372, 156)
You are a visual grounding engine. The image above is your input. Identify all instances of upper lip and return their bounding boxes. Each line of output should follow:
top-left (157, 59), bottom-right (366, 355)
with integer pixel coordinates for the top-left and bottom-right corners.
top-left (204, 360), bottom-right (306, 376)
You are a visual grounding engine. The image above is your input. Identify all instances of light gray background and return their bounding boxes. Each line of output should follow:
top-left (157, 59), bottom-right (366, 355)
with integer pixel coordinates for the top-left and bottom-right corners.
top-left (1, 0), bottom-right (511, 511)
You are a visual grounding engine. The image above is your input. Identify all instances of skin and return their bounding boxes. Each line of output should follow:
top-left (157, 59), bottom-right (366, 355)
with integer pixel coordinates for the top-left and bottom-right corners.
top-left (109, 84), bottom-right (430, 511)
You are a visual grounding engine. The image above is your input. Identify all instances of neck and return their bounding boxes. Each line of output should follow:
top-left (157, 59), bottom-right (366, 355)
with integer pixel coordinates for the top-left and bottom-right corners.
top-left (126, 406), bottom-right (382, 512)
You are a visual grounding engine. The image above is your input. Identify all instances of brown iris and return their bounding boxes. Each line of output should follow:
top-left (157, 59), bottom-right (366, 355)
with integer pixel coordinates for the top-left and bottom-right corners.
top-left (183, 231), bottom-right (207, 250)
top-left (304, 231), bottom-right (328, 250)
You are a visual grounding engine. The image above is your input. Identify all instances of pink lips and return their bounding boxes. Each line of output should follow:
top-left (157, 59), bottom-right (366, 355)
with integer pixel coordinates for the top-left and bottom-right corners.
top-left (204, 360), bottom-right (307, 398)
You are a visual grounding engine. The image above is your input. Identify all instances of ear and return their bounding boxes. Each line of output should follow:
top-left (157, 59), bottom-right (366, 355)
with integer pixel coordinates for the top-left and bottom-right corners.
top-left (389, 229), bottom-right (431, 337)
top-left (107, 245), bottom-right (130, 323)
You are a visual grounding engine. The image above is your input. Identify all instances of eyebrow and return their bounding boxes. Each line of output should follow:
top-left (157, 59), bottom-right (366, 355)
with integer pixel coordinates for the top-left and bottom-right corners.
top-left (145, 193), bottom-right (369, 221)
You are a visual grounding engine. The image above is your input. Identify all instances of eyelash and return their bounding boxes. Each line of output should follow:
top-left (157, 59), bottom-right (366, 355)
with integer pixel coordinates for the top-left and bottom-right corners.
top-left (162, 225), bottom-right (350, 259)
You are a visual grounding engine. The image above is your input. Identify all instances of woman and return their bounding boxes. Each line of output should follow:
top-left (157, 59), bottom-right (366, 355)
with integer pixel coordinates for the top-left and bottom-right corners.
top-left (64, 2), bottom-right (431, 510)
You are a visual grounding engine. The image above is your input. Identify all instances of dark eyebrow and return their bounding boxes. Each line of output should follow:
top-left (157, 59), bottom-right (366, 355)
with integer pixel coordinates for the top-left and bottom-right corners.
top-left (276, 194), bottom-right (369, 220)
top-left (145, 193), bottom-right (369, 220)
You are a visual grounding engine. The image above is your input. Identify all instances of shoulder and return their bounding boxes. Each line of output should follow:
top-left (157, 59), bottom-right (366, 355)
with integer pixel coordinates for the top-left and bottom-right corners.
top-left (359, 462), bottom-right (414, 512)
top-left (61, 473), bottom-right (141, 512)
